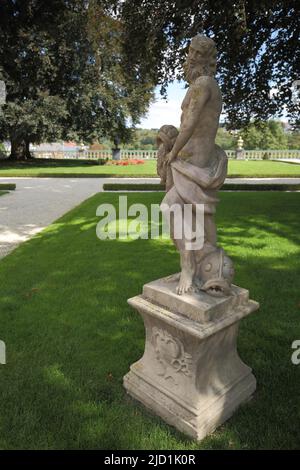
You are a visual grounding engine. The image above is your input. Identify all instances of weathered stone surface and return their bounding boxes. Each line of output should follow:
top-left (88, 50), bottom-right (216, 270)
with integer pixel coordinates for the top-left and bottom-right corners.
top-left (123, 34), bottom-right (260, 442)
top-left (143, 275), bottom-right (249, 323)
top-left (124, 282), bottom-right (259, 441)
top-left (156, 35), bottom-right (235, 297)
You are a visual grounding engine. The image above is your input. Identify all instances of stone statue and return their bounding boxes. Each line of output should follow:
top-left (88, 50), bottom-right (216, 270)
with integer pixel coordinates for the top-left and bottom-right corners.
top-left (125, 35), bottom-right (259, 442)
top-left (157, 35), bottom-right (234, 296)
top-left (156, 125), bottom-right (178, 191)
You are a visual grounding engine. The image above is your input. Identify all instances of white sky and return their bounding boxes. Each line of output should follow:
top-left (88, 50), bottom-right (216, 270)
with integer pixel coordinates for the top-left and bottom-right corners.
top-left (137, 81), bottom-right (186, 129)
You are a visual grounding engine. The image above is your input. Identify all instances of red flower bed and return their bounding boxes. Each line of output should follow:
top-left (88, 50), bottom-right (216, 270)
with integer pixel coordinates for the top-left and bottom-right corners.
top-left (111, 159), bottom-right (145, 166)
top-left (128, 159), bottom-right (145, 164)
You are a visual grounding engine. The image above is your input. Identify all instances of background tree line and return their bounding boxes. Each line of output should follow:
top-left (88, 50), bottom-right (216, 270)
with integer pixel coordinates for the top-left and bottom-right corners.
top-left (97, 122), bottom-right (300, 151)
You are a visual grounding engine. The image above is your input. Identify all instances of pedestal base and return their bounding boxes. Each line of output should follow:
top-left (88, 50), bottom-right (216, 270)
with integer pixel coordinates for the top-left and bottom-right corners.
top-left (124, 276), bottom-right (259, 441)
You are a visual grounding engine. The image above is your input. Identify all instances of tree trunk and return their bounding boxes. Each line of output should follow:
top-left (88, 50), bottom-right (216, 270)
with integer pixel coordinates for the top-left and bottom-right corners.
top-left (9, 137), bottom-right (32, 160)
top-left (25, 139), bottom-right (33, 159)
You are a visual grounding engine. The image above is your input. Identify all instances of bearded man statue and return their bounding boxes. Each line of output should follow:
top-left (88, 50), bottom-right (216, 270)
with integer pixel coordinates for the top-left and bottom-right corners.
top-left (158, 35), bottom-right (234, 296)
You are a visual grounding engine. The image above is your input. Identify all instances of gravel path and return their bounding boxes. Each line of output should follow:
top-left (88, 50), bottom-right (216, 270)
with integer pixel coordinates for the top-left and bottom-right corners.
top-left (1, 176), bottom-right (300, 259)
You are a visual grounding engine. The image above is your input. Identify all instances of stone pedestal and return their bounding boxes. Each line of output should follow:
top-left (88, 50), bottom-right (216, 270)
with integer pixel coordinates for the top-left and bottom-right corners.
top-left (236, 148), bottom-right (245, 160)
top-left (123, 275), bottom-right (259, 441)
top-left (112, 147), bottom-right (121, 160)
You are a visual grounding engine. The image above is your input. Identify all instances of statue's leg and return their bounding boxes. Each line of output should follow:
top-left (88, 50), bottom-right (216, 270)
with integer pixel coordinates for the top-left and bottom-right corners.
top-left (176, 249), bottom-right (196, 295)
top-left (176, 207), bottom-right (198, 295)
top-left (161, 187), bottom-right (197, 295)
top-left (204, 214), bottom-right (217, 246)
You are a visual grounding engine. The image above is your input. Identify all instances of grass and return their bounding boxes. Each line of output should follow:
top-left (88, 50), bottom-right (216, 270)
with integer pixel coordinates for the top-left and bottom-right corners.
top-left (0, 190), bottom-right (8, 197)
top-left (0, 192), bottom-right (299, 449)
top-left (0, 159), bottom-right (300, 178)
top-left (0, 159), bottom-right (157, 177)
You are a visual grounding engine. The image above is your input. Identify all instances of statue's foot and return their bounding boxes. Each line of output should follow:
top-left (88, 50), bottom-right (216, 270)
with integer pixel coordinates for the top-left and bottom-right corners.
top-left (164, 273), bottom-right (180, 283)
top-left (176, 271), bottom-right (195, 295)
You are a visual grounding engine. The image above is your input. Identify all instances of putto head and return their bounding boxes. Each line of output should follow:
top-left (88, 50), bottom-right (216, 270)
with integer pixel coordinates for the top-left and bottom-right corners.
top-left (184, 35), bottom-right (217, 82)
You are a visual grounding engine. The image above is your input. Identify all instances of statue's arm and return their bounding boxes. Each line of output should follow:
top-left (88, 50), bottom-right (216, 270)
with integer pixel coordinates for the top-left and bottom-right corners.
top-left (167, 79), bottom-right (210, 162)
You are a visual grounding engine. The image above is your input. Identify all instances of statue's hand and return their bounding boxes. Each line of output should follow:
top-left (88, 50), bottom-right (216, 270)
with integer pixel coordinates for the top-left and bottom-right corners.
top-left (165, 151), bottom-right (176, 165)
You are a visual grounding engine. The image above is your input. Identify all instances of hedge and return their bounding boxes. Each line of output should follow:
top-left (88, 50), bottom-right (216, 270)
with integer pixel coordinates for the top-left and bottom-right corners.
top-left (103, 183), bottom-right (300, 192)
top-left (0, 183), bottom-right (16, 190)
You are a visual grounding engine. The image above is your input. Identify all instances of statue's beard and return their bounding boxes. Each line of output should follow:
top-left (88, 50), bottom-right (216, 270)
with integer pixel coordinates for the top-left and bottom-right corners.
top-left (184, 60), bottom-right (212, 83)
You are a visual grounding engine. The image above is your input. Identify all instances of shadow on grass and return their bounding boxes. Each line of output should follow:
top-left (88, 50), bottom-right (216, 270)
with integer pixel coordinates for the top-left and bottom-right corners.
top-left (0, 192), bottom-right (299, 449)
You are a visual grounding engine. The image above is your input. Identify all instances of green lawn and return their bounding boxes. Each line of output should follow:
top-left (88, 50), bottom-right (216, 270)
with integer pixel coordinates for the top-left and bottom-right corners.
top-left (0, 159), bottom-right (300, 178)
top-left (0, 192), bottom-right (299, 449)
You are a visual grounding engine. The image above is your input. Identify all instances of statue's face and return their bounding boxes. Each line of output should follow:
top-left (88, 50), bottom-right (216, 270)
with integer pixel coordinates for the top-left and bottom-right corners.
top-left (184, 46), bottom-right (206, 83)
top-left (187, 46), bottom-right (202, 67)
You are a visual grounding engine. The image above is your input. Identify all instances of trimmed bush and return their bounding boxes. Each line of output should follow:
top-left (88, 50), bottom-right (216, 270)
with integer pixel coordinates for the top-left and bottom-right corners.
top-left (223, 183), bottom-right (300, 191)
top-left (103, 183), bottom-right (165, 191)
top-left (103, 183), bottom-right (300, 192)
top-left (0, 183), bottom-right (16, 190)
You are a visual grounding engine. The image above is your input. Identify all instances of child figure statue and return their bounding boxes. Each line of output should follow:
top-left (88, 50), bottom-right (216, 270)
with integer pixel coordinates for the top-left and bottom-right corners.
top-left (156, 125), bottom-right (178, 192)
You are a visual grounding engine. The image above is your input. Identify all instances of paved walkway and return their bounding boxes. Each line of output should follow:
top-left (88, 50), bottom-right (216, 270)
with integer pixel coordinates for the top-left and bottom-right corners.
top-left (0, 177), bottom-right (161, 259)
top-left (1, 176), bottom-right (300, 259)
top-left (274, 158), bottom-right (300, 164)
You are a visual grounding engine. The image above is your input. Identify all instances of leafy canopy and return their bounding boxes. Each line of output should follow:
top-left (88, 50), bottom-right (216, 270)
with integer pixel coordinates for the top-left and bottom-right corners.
top-left (0, 0), bottom-right (153, 156)
top-left (120, 0), bottom-right (300, 128)
top-left (0, 0), bottom-right (299, 160)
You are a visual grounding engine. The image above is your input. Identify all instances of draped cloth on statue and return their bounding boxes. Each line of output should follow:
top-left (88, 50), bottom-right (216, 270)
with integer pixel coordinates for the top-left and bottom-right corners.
top-left (162, 145), bottom-right (228, 215)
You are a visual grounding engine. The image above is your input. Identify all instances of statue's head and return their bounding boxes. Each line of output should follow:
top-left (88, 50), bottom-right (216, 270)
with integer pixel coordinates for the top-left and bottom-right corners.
top-left (184, 35), bottom-right (217, 83)
top-left (156, 125), bottom-right (178, 151)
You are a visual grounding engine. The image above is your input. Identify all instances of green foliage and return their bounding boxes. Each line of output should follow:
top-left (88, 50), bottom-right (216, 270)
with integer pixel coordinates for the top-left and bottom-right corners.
top-left (101, 125), bottom-right (298, 151)
top-left (1, 94), bottom-right (68, 145)
top-left (1, 1), bottom-right (299, 160)
top-left (0, 183), bottom-right (16, 190)
top-left (120, 0), bottom-right (300, 128)
top-left (0, 1), bottom-right (154, 159)
top-left (103, 182), bottom-right (300, 192)
top-left (124, 129), bottom-right (157, 150)
top-left (103, 183), bottom-right (165, 191)
top-left (287, 131), bottom-right (300, 150)
top-left (215, 128), bottom-right (236, 150)
top-left (241, 120), bottom-right (288, 150)
top-left (125, 127), bottom-right (240, 151)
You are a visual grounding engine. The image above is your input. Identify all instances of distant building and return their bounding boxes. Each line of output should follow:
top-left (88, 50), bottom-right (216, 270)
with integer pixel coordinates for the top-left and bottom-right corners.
top-left (32, 142), bottom-right (88, 152)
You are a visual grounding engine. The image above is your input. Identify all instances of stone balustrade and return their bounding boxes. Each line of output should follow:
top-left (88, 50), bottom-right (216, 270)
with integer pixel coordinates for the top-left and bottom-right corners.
top-left (1, 148), bottom-right (299, 161)
top-left (241, 149), bottom-right (300, 159)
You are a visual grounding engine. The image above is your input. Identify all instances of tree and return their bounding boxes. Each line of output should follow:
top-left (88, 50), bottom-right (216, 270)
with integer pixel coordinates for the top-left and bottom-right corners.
top-left (0, 0), bottom-right (153, 159)
top-left (1, 1), bottom-right (299, 160)
top-left (1, 93), bottom-right (68, 159)
top-left (120, 0), bottom-right (300, 128)
top-left (216, 128), bottom-right (236, 150)
top-left (286, 130), bottom-right (300, 150)
top-left (241, 120), bottom-right (288, 149)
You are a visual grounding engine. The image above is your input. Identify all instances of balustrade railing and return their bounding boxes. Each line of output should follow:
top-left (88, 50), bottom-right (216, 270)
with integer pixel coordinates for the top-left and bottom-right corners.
top-left (241, 149), bottom-right (300, 159)
top-left (1, 148), bottom-right (300, 161)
